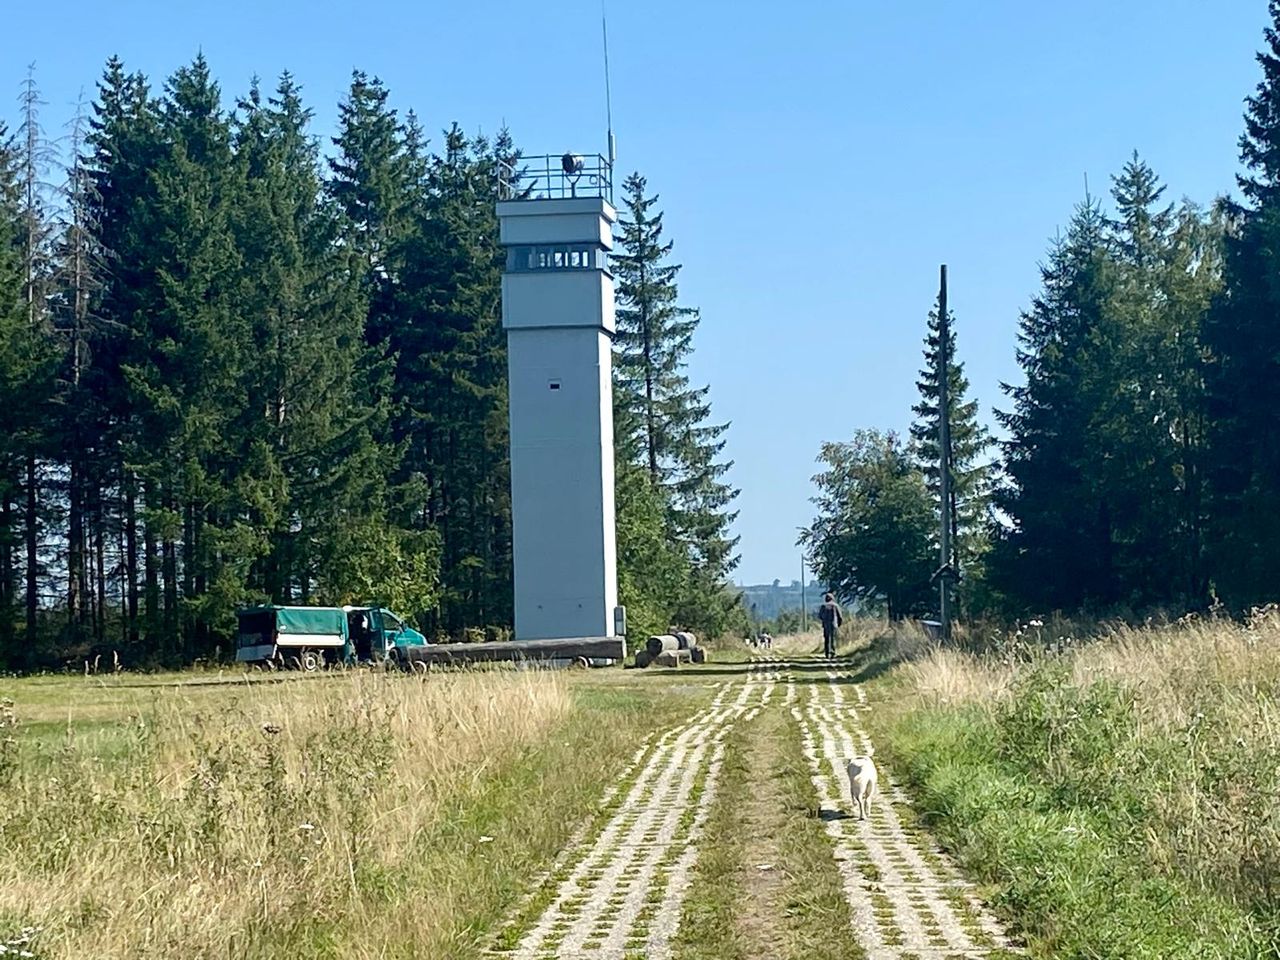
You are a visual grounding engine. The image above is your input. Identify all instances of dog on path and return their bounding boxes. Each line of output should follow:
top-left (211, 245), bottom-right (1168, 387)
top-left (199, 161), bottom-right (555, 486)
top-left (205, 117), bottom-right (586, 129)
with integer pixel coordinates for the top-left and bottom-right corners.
top-left (846, 752), bottom-right (877, 821)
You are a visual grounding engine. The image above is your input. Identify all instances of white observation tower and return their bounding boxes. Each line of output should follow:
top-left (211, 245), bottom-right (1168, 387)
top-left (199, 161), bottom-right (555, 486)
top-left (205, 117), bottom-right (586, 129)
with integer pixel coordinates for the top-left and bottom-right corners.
top-left (497, 153), bottom-right (624, 645)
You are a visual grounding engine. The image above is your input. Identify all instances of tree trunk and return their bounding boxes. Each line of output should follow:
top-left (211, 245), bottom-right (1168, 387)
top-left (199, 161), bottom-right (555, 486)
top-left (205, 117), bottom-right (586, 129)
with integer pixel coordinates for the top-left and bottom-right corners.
top-left (182, 500), bottom-right (195, 658)
top-left (24, 455), bottom-right (38, 646)
top-left (125, 476), bottom-right (139, 649)
top-left (144, 481), bottom-right (159, 652)
top-left (162, 485), bottom-right (178, 658)
top-left (94, 519), bottom-right (106, 646)
top-left (0, 491), bottom-right (13, 655)
top-left (68, 461), bottom-right (85, 628)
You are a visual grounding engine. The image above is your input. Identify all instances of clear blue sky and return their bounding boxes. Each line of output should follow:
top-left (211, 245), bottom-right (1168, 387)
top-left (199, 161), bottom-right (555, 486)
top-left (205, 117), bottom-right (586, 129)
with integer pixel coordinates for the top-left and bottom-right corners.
top-left (1, 0), bottom-right (1269, 585)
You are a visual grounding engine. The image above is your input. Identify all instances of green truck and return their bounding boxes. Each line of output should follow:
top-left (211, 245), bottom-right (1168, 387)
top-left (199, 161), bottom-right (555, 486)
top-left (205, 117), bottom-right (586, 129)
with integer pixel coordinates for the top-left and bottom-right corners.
top-left (235, 604), bottom-right (428, 670)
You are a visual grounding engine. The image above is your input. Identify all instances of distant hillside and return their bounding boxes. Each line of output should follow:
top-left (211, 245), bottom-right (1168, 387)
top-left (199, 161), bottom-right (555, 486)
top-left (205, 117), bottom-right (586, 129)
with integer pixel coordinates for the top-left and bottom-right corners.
top-left (736, 579), bottom-right (818, 622)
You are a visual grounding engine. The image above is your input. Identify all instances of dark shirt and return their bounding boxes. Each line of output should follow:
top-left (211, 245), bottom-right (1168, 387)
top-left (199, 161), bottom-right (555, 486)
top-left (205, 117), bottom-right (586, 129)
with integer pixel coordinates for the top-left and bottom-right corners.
top-left (818, 601), bottom-right (842, 629)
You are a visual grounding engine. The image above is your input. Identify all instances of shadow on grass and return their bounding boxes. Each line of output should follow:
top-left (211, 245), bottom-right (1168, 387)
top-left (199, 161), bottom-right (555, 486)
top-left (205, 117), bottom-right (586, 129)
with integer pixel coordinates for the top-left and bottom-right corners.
top-left (817, 806), bottom-right (853, 822)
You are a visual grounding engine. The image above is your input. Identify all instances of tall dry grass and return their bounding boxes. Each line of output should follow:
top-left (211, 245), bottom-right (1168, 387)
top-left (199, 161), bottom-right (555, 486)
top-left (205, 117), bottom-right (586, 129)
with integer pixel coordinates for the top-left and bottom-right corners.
top-left (0, 669), bottom-right (570, 958)
top-left (891, 607), bottom-right (1280, 943)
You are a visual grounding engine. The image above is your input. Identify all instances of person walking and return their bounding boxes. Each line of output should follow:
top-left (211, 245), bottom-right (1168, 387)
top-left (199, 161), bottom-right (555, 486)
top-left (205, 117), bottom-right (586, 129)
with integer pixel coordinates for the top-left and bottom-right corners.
top-left (818, 593), bottom-right (842, 658)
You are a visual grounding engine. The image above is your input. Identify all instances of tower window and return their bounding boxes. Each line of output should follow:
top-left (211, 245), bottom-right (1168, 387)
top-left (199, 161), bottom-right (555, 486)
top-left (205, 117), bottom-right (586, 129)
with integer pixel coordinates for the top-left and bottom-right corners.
top-left (506, 244), bottom-right (607, 274)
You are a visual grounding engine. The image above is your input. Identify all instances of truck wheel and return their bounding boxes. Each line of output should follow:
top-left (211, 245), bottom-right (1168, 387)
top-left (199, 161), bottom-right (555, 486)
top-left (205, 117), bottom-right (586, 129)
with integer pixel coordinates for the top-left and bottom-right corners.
top-left (299, 649), bottom-right (323, 672)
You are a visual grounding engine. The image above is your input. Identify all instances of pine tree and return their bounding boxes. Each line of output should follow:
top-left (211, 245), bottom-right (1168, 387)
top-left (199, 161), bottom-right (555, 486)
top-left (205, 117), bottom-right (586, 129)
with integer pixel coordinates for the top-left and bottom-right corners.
top-left (231, 74), bottom-right (418, 615)
top-left (15, 68), bottom-right (57, 649)
top-left (405, 125), bottom-right (511, 634)
top-left (1201, 1), bottom-right (1280, 607)
top-left (1098, 156), bottom-right (1216, 608)
top-left (990, 199), bottom-right (1120, 613)
top-left (612, 172), bottom-right (739, 634)
top-left (327, 71), bottom-right (414, 347)
top-left (52, 94), bottom-right (109, 643)
top-left (115, 55), bottom-right (247, 657)
top-left (84, 57), bottom-right (163, 653)
top-left (0, 125), bottom-right (40, 663)
top-left (909, 298), bottom-right (991, 606)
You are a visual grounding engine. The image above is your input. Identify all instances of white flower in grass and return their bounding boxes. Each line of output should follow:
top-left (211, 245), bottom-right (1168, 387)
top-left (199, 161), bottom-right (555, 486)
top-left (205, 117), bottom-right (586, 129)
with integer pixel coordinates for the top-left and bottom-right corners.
top-left (298, 822), bottom-right (315, 831)
top-left (479, 836), bottom-right (494, 843)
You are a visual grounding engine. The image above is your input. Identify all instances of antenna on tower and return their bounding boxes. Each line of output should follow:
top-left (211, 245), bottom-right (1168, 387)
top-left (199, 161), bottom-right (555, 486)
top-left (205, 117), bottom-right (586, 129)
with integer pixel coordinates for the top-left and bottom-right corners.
top-left (602, 0), bottom-right (616, 166)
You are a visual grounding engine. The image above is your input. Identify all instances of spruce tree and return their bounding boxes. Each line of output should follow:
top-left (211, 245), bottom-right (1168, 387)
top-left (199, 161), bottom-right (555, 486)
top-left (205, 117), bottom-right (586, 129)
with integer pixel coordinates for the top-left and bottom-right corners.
top-left (612, 172), bottom-right (739, 634)
top-left (1098, 156), bottom-right (1215, 608)
top-left (231, 74), bottom-right (424, 616)
top-left (991, 199), bottom-right (1119, 613)
top-left (0, 125), bottom-right (41, 663)
top-left (84, 57), bottom-right (162, 653)
top-left (909, 298), bottom-right (991, 606)
top-left (1160, 203), bottom-right (1222, 605)
top-left (15, 69), bottom-right (56, 649)
top-left (1201, 1), bottom-right (1280, 607)
top-left (117, 55), bottom-right (246, 656)
top-left (412, 125), bottom-right (510, 634)
top-left (370, 121), bottom-right (509, 634)
top-left (327, 71), bottom-right (414, 347)
top-left (52, 95), bottom-right (109, 642)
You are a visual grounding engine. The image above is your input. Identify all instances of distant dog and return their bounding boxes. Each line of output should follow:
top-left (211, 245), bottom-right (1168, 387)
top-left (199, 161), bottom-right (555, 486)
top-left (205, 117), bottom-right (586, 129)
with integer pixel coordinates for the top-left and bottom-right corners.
top-left (846, 752), bottom-right (877, 821)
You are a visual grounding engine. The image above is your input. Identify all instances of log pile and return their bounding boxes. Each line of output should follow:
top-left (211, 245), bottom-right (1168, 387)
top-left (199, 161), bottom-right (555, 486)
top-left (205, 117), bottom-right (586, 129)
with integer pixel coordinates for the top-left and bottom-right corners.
top-left (633, 632), bottom-right (706, 668)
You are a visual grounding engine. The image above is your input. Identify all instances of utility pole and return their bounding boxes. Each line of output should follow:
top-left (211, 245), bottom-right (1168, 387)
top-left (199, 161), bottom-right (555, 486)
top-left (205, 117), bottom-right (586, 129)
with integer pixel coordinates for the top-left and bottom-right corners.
top-left (937, 264), bottom-right (953, 644)
top-left (800, 555), bottom-right (807, 633)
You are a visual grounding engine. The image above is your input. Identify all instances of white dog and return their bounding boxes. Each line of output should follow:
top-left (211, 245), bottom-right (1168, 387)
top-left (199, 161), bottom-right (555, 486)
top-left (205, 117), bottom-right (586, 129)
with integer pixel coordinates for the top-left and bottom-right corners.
top-left (846, 752), bottom-right (878, 821)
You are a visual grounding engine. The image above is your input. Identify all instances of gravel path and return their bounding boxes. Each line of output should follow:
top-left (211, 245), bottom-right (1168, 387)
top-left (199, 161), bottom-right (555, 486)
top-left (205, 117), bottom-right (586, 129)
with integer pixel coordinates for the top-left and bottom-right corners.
top-left (783, 654), bottom-right (1021, 959)
top-left (496, 664), bottom-right (777, 960)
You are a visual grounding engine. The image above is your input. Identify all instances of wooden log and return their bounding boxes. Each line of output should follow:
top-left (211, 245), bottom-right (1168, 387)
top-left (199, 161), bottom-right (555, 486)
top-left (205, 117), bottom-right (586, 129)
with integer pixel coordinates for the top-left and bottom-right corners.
top-left (399, 636), bottom-right (626, 668)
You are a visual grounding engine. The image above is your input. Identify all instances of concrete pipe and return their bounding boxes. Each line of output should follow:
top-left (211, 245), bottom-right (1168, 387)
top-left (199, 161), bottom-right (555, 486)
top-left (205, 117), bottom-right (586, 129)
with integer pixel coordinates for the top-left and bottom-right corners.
top-left (645, 634), bottom-right (680, 656)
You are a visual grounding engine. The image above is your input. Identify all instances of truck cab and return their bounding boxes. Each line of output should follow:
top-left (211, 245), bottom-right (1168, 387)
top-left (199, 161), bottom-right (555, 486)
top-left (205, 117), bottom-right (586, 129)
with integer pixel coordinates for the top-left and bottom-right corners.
top-left (344, 606), bottom-right (428, 664)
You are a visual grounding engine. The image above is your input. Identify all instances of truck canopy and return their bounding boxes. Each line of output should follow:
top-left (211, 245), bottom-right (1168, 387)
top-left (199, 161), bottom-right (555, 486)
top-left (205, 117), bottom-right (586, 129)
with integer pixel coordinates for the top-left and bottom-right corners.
top-left (271, 606), bottom-right (347, 636)
top-left (236, 605), bottom-right (349, 659)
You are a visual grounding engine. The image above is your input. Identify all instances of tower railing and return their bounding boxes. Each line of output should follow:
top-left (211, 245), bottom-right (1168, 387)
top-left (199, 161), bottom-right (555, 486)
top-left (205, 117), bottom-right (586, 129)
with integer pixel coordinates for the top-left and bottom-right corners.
top-left (498, 153), bottom-right (613, 203)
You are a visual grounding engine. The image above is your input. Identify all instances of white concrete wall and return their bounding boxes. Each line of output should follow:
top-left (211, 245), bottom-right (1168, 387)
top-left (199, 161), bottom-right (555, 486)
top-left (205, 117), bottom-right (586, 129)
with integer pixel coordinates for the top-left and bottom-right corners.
top-left (507, 328), bottom-right (618, 639)
top-left (502, 271), bottom-right (616, 334)
top-left (497, 198), bottom-right (616, 246)
top-left (500, 198), bottom-right (619, 642)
